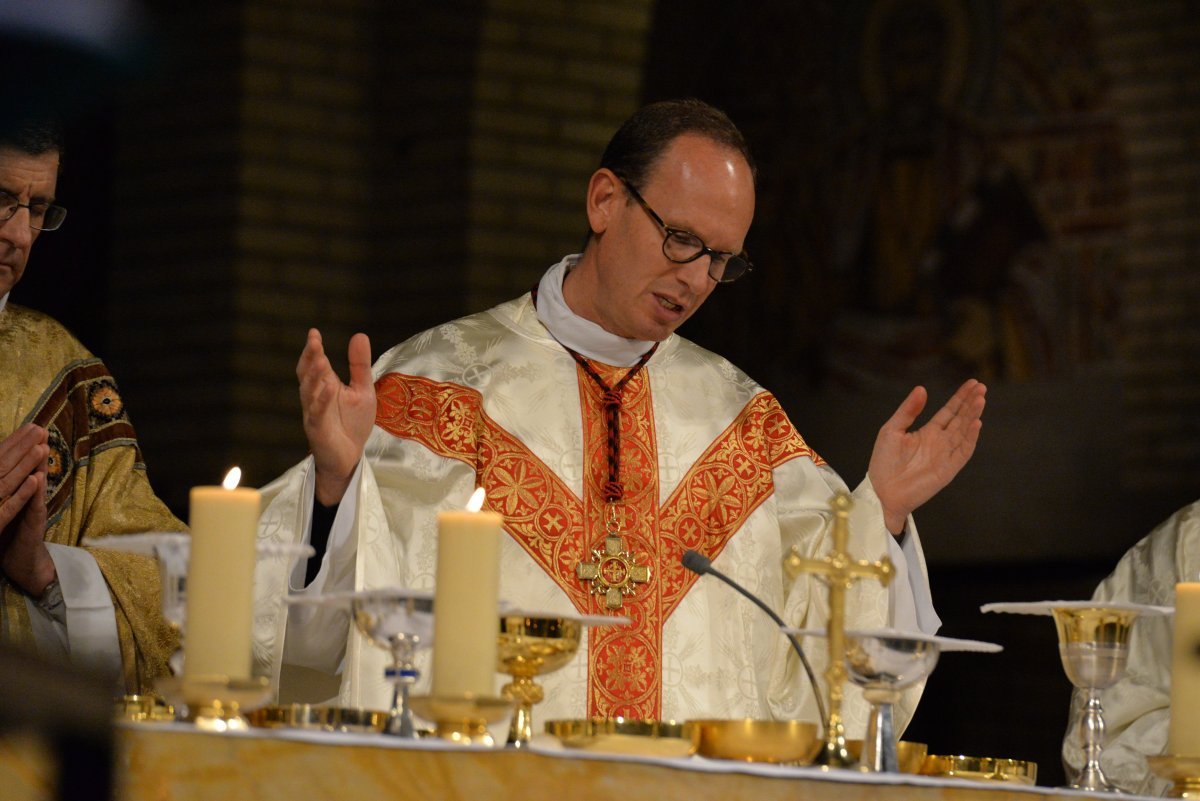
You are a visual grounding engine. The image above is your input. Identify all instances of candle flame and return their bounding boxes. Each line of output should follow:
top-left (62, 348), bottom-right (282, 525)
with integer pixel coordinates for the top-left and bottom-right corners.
top-left (222, 467), bottom-right (242, 490)
top-left (466, 487), bottom-right (486, 512)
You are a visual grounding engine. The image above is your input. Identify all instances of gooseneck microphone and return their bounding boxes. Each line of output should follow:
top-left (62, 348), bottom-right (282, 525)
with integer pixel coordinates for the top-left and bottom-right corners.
top-left (682, 549), bottom-right (826, 723)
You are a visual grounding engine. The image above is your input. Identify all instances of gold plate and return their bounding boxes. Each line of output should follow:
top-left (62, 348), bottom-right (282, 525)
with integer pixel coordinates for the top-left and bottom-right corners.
top-left (920, 754), bottom-right (1038, 785)
top-left (545, 717), bottom-right (699, 757)
top-left (845, 740), bottom-right (928, 774)
top-left (690, 719), bottom-right (821, 764)
top-left (408, 694), bottom-right (513, 726)
top-left (247, 704), bottom-right (389, 734)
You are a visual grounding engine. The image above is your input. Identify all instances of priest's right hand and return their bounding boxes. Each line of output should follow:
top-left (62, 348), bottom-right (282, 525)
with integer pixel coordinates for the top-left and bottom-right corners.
top-left (0, 424), bottom-right (49, 532)
top-left (297, 328), bottom-right (376, 506)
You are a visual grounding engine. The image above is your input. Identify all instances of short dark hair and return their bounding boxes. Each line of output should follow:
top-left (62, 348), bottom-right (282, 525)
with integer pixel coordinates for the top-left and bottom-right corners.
top-left (0, 117), bottom-right (65, 156)
top-left (598, 99), bottom-right (756, 190)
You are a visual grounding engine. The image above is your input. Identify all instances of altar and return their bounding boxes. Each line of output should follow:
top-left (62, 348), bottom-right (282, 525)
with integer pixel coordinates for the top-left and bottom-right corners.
top-left (0, 723), bottom-right (1162, 801)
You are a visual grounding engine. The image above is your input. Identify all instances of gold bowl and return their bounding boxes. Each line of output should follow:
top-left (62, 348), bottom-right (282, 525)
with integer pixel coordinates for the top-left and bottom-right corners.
top-left (920, 754), bottom-right (1038, 785)
top-left (247, 704), bottom-right (389, 734)
top-left (545, 717), bottom-right (699, 757)
top-left (690, 719), bottom-right (821, 764)
top-left (845, 739), bottom-right (929, 774)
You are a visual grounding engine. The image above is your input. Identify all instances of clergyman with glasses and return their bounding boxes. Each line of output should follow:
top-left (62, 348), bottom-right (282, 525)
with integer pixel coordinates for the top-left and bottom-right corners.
top-left (0, 119), bottom-right (185, 693)
top-left (254, 100), bottom-right (987, 731)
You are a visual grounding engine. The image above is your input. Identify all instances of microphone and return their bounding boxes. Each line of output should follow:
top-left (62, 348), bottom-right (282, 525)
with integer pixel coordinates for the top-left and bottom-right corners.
top-left (682, 549), bottom-right (826, 723)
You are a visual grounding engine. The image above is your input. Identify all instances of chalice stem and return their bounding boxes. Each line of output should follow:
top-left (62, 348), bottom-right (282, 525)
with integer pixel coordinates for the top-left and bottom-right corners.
top-left (386, 682), bottom-right (415, 738)
top-left (862, 700), bottom-right (898, 772)
top-left (507, 701), bottom-right (533, 747)
top-left (1073, 690), bottom-right (1120, 792)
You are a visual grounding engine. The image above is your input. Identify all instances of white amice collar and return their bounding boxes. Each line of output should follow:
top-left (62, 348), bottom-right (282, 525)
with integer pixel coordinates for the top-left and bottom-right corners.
top-left (534, 255), bottom-right (657, 367)
top-left (0, 292), bottom-right (8, 315)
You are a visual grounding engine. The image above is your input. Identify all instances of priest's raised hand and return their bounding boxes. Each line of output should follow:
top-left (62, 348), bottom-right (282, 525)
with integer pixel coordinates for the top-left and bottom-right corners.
top-left (297, 328), bottom-right (376, 506)
top-left (867, 378), bottom-right (987, 535)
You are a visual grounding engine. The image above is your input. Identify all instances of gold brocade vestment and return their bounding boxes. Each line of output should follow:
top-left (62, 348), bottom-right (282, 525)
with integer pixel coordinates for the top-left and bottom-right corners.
top-left (0, 303), bottom-right (184, 692)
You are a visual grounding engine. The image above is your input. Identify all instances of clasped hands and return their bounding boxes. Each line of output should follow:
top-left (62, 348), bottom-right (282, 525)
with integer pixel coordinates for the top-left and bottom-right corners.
top-left (296, 328), bottom-right (987, 528)
top-left (0, 423), bottom-right (57, 598)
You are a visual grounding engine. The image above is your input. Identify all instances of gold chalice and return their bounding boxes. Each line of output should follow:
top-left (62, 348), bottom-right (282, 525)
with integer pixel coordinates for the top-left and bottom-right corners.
top-left (1054, 605), bottom-right (1140, 792)
top-left (497, 614), bottom-right (582, 748)
top-left (983, 600), bottom-right (1170, 792)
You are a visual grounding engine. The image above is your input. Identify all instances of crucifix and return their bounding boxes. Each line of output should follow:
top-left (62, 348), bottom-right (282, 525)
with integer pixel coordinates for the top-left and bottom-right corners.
top-left (783, 490), bottom-right (895, 767)
top-left (576, 503), bottom-right (651, 610)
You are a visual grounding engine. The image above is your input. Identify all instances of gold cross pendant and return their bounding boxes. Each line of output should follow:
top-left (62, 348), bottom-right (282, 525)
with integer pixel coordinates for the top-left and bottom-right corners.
top-left (576, 535), bottom-right (651, 610)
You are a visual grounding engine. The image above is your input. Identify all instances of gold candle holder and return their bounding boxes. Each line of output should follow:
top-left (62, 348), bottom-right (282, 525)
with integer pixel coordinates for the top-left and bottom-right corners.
top-left (1148, 755), bottom-right (1200, 798)
top-left (156, 674), bottom-right (271, 732)
top-left (115, 694), bottom-right (175, 723)
top-left (407, 694), bottom-right (513, 746)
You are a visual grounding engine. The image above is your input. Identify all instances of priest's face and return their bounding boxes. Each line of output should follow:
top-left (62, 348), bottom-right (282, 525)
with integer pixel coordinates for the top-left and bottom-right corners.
top-left (577, 133), bottom-right (755, 342)
top-left (0, 147), bottom-right (60, 298)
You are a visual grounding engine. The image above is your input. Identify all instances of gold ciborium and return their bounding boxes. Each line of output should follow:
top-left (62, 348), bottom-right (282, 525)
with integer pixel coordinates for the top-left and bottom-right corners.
top-left (497, 614), bottom-right (582, 747)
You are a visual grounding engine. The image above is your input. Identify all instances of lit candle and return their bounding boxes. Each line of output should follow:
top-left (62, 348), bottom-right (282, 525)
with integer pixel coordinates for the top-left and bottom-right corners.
top-left (1170, 583), bottom-right (1200, 755)
top-left (183, 467), bottom-right (260, 679)
top-left (432, 487), bottom-right (502, 698)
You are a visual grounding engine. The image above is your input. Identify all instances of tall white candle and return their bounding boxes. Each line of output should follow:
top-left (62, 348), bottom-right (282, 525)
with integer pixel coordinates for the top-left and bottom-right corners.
top-left (432, 488), bottom-right (502, 698)
top-left (1170, 583), bottom-right (1200, 755)
top-left (183, 468), bottom-right (260, 679)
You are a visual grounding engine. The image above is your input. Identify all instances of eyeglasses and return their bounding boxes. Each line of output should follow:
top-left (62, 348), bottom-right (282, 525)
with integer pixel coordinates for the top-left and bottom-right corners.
top-left (619, 177), bottom-right (752, 283)
top-left (0, 191), bottom-right (67, 232)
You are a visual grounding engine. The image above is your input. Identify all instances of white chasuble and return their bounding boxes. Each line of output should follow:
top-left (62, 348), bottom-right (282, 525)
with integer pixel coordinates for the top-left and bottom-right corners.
top-left (255, 293), bottom-right (929, 734)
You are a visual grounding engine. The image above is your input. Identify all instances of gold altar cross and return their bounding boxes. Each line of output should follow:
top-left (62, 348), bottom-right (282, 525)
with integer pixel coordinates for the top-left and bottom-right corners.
top-left (783, 490), bottom-right (895, 767)
top-left (576, 505), bottom-right (651, 610)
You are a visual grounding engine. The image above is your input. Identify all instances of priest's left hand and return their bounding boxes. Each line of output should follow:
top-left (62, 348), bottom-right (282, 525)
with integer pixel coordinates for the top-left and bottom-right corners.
top-left (867, 379), bottom-right (987, 535)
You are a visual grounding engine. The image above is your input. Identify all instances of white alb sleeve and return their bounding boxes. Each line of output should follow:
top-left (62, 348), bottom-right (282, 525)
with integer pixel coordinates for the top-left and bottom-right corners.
top-left (25, 543), bottom-right (123, 686)
top-left (282, 460), bottom-right (362, 672)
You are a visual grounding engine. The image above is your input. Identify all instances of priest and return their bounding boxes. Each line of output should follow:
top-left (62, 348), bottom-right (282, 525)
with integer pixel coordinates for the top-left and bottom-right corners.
top-left (0, 119), bottom-right (184, 692)
top-left (254, 99), bottom-right (986, 733)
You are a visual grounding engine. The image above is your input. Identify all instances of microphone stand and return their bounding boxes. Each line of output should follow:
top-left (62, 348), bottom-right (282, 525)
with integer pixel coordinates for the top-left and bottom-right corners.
top-left (681, 550), bottom-right (826, 725)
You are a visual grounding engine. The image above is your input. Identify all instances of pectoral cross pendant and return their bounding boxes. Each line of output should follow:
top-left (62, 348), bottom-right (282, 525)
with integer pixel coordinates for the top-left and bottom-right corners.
top-left (575, 505), bottom-right (651, 610)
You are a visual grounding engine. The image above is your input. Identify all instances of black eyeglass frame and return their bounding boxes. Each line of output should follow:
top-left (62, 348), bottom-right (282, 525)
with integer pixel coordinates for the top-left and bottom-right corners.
top-left (0, 191), bottom-right (67, 232)
top-left (618, 176), bottom-right (752, 284)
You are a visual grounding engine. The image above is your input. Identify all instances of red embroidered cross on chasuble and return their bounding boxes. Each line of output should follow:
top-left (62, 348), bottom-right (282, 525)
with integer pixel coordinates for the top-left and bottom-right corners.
top-left (373, 366), bottom-right (824, 719)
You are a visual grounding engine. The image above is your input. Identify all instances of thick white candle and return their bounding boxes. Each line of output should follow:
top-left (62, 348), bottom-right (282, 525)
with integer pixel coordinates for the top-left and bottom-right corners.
top-left (1170, 583), bottom-right (1200, 755)
top-left (183, 469), bottom-right (260, 679)
top-left (432, 488), bottom-right (502, 698)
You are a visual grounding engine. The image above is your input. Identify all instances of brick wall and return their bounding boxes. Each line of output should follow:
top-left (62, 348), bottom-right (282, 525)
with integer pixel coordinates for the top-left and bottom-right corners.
top-left (1095, 0), bottom-right (1200, 494)
top-left (106, 1), bottom-right (650, 511)
top-left (466, 0), bottom-right (653, 310)
top-left (105, 1), bottom-right (1198, 524)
